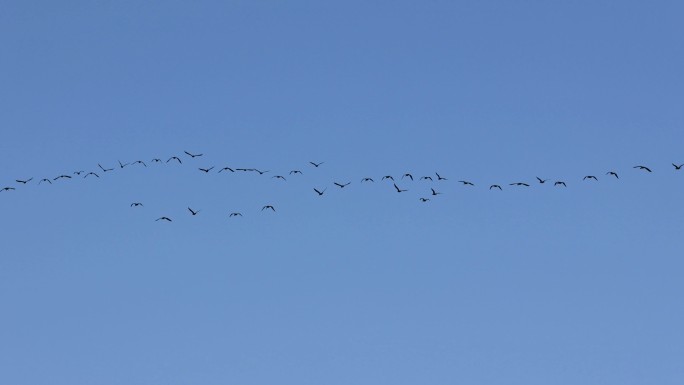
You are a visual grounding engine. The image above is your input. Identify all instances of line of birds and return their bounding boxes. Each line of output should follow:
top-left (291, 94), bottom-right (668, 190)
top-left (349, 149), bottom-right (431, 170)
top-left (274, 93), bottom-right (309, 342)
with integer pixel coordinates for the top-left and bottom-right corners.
top-left (2, 151), bottom-right (683, 221)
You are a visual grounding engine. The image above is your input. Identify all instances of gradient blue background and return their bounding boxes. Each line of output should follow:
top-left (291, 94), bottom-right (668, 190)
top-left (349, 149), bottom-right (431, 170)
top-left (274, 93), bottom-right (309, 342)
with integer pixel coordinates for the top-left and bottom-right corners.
top-left (1, 1), bottom-right (683, 384)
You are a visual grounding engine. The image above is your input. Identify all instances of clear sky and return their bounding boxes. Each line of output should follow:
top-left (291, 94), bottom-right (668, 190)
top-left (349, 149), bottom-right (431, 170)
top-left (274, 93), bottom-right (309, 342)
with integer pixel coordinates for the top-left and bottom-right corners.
top-left (1, 1), bottom-right (683, 384)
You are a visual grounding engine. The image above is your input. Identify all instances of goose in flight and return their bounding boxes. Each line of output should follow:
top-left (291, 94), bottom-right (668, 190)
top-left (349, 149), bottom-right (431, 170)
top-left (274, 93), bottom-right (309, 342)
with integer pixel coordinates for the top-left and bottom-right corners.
top-left (262, 205), bottom-right (276, 212)
top-left (39, 178), bottom-right (52, 185)
top-left (393, 183), bottom-right (408, 193)
top-left (436, 173), bottom-right (447, 180)
top-left (536, 177), bottom-right (548, 184)
top-left (490, 184), bottom-right (502, 190)
top-left (583, 175), bottom-right (598, 181)
top-left (313, 187), bottom-right (326, 196)
top-left (634, 165), bottom-right (652, 172)
top-left (98, 163), bottom-right (114, 172)
top-left (1, 187), bottom-right (15, 192)
top-left (53, 175), bottom-right (72, 180)
top-left (458, 180), bottom-right (474, 186)
top-left (673, 163), bottom-right (684, 170)
top-left (156, 217), bottom-right (172, 222)
top-left (402, 173), bottom-right (414, 180)
top-left (235, 168), bottom-right (251, 172)
top-left (431, 188), bottom-right (442, 195)
top-left (151, 158), bottom-right (162, 163)
top-left (229, 212), bottom-right (243, 217)
top-left (289, 170), bottom-right (303, 175)
top-left (254, 169), bottom-right (269, 175)
top-left (198, 167), bottom-right (215, 173)
top-left (118, 160), bottom-right (129, 169)
top-left (167, 156), bottom-right (182, 164)
top-left (381, 175), bottom-right (394, 181)
top-left (130, 202), bottom-right (144, 207)
top-left (15, 178), bottom-right (33, 184)
top-left (419, 198), bottom-right (430, 202)
top-left (272, 175), bottom-right (287, 181)
top-left (419, 176), bottom-right (433, 181)
top-left (606, 171), bottom-right (619, 179)
top-left (219, 167), bottom-right (235, 173)
top-left (73, 171), bottom-right (85, 175)
top-left (184, 151), bottom-right (203, 158)
top-left (309, 161), bottom-right (325, 167)
top-left (188, 207), bottom-right (200, 216)
top-left (334, 182), bottom-right (351, 188)
top-left (361, 177), bottom-right (374, 182)
top-left (84, 172), bottom-right (100, 178)
top-left (509, 182), bottom-right (530, 187)
top-left (132, 160), bottom-right (147, 167)
top-left (554, 181), bottom-right (567, 187)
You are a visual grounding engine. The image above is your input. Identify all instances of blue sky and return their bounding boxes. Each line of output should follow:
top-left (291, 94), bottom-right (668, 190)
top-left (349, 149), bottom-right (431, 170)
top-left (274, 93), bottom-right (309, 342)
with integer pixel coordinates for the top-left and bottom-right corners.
top-left (1, 1), bottom-right (683, 384)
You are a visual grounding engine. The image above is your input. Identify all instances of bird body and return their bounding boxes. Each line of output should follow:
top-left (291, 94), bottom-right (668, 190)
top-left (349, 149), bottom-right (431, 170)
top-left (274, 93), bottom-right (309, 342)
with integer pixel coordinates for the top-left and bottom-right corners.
top-left (167, 156), bottom-right (182, 164)
top-left (184, 151), bottom-right (203, 158)
top-left (84, 172), bottom-right (100, 178)
top-left (436, 173), bottom-right (447, 180)
top-left (393, 183), bottom-right (407, 193)
top-left (361, 178), bottom-right (374, 182)
top-left (313, 188), bottom-right (326, 196)
top-left (634, 165), bottom-right (652, 172)
top-left (156, 217), bottom-right (172, 222)
top-left (673, 163), bottom-right (684, 170)
top-left (219, 167), bottom-right (235, 173)
top-left (309, 161), bottom-right (324, 167)
top-left (583, 175), bottom-right (598, 181)
top-left (334, 182), bottom-right (350, 188)
top-left (510, 182), bottom-right (530, 187)
top-left (188, 207), bottom-right (200, 216)
top-left (555, 181), bottom-right (567, 187)
top-left (272, 175), bottom-right (287, 181)
top-left (229, 212), bottom-right (243, 217)
top-left (16, 178), bottom-right (33, 184)
top-left (458, 180), bottom-right (474, 186)
top-left (1, 187), bottom-right (15, 192)
top-left (536, 177), bottom-right (548, 184)
top-left (262, 205), bottom-right (276, 211)
top-left (419, 198), bottom-right (430, 202)
top-left (198, 167), bottom-right (215, 173)
top-left (606, 171), bottom-right (619, 179)
top-left (431, 188), bottom-right (442, 195)
top-left (402, 173), bottom-right (414, 180)
top-left (490, 185), bottom-right (502, 190)
top-left (130, 202), bottom-right (144, 207)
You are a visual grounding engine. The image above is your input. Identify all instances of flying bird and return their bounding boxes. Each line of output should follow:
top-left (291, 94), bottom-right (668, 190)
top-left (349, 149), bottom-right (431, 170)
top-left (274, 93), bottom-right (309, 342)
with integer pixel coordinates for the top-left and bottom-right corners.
top-left (393, 183), bottom-right (408, 193)
top-left (84, 172), bottom-right (100, 178)
top-left (334, 182), bottom-right (351, 188)
top-left (130, 202), bottom-right (144, 207)
top-left (361, 177), bottom-right (374, 182)
top-left (262, 205), bottom-right (276, 212)
top-left (188, 207), bottom-right (200, 216)
top-left (419, 198), bottom-right (430, 202)
top-left (235, 168), bottom-right (251, 172)
top-left (554, 181), bottom-right (567, 187)
top-left (536, 177), bottom-right (548, 184)
top-left (198, 167), bottom-right (215, 173)
top-left (53, 175), bottom-right (72, 180)
top-left (673, 163), bottom-right (684, 170)
top-left (1, 187), bottom-right (15, 192)
top-left (634, 165), bottom-right (652, 172)
top-left (419, 176), bottom-right (433, 181)
top-left (151, 158), bottom-right (162, 163)
top-left (73, 171), bottom-right (84, 175)
top-left (436, 173), bottom-right (447, 180)
top-left (402, 173), bottom-right (414, 180)
top-left (132, 160), bottom-right (147, 167)
top-left (39, 178), bottom-right (52, 185)
top-left (167, 156), bottom-right (182, 164)
top-left (313, 188), bottom-right (326, 196)
top-left (289, 170), bottom-right (303, 175)
top-left (254, 169), bottom-right (269, 175)
top-left (272, 175), bottom-right (287, 181)
top-left (490, 184), bottom-right (502, 190)
top-left (229, 212), bottom-right (243, 217)
top-left (219, 167), bottom-right (234, 173)
top-left (458, 180), bottom-right (474, 186)
top-left (184, 151), bottom-right (203, 158)
top-left (98, 163), bottom-right (114, 172)
top-left (382, 175), bottom-right (394, 181)
top-left (118, 160), bottom-right (128, 169)
top-left (15, 178), bottom-right (33, 184)
top-left (583, 175), bottom-right (598, 181)
top-left (510, 182), bottom-right (530, 187)
top-left (156, 217), bottom-right (172, 222)
top-left (431, 188), bottom-right (442, 195)
top-left (309, 161), bottom-right (324, 167)
top-left (606, 171), bottom-right (619, 179)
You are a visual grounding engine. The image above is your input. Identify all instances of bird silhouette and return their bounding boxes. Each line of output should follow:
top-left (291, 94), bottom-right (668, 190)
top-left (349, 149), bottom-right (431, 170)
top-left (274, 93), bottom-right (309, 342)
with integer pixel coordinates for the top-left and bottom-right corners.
top-left (132, 160), bottom-right (147, 167)
top-left (436, 173), bottom-right (447, 180)
top-left (536, 177), bottom-right (548, 184)
top-left (490, 184), bottom-right (502, 190)
top-left (361, 177), bottom-right (374, 182)
top-left (262, 205), bottom-right (276, 212)
top-left (382, 175), bottom-right (394, 181)
top-left (431, 188), bottom-right (442, 195)
top-left (235, 168), bottom-right (251, 172)
top-left (39, 178), bottom-right (52, 185)
top-left (188, 207), bottom-right (200, 216)
top-left (334, 182), bottom-right (351, 188)
top-left (219, 167), bottom-right (235, 173)
top-left (458, 180), bottom-right (474, 186)
top-left (198, 167), bottom-right (215, 173)
top-left (130, 202), bottom-right (144, 207)
top-left (555, 181), bottom-right (567, 187)
top-left (272, 175), bottom-right (287, 181)
top-left (420, 176), bottom-right (433, 181)
top-left (402, 173), bottom-right (414, 180)
top-left (254, 169), bottom-right (269, 175)
top-left (167, 156), bottom-right (182, 164)
top-left (313, 188), bottom-right (326, 196)
top-left (309, 161), bottom-right (324, 167)
top-left (118, 160), bottom-right (128, 169)
top-left (15, 178), bottom-right (33, 184)
top-left (184, 151), bottom-right (203, 158)
top-left (634, 165), bottom-right (652, 172)
top-left (583, 175), bottom-right (598, 181)
top-left (510, 182), bottom-right (530, 187)
top-left (606, 171), bottom-right (619, 179)
top-left (393, 183), bottom-right (408, 193)
top-left (419, 198), bottom-right (430, 202)
top-left (73, 171), bottom-right (85, 175)
top-left (1, 187), bottom-right (15, 192)
top-left (53, 175), bottom-right (72, 180)
top-left (674, 163), bottom-right (684, 170)
top-left (156, 217), bottom-right (172, 222)
top-left (229, 212), bottom-right (243, 217)
top-left (84, 172), bottom-right (100, 178)
top-left (151, 158), bottom-right (162, 163)
top-left (98, 163), bottom-right (114, 172)
top-left (289, 170), bottom-right (303, 175)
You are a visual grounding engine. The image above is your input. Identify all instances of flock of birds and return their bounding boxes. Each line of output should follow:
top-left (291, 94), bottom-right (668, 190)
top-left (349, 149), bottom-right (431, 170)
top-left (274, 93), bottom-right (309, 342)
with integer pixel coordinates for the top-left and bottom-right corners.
top-left (2, 150), bottom-right (684, 222)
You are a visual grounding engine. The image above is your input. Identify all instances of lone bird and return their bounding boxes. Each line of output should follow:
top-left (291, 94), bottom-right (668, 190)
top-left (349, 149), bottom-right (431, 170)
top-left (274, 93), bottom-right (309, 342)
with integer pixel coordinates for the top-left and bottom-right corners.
top-left (272, 175), bottom-right (287, 181)
top-left (229, 212), bottom-right (243, 217)
top-left (536, 177), bottom-right (548, 184)
top-left (510, 182), bottom-right (530, 187)
top-left (99, 163), bottom-right (114, 172)
top-left (583, 175), bottom-right (598, 181)
top-left (262, 205), bottom-right (276, 212)
top-left (431, 188), bottom-right (442, 195)
top-left (219, 167), bottom-right (235, 173)
top-left (156, 217), bottom-right (172, 222)
top-left (458, 180), bottom-right (474, 186)
top-left (606, 171), bottom-right (619, 179)
top-left (673, 163), bottom-right (684, 170)
top-left (309, 161), bottom-right (325, 167)
top-left (130, 202), bottom-right (144, 207)
top-left (198, 167), bottom-right (214, 173)
top-left (361, 177), bottom-right (374, 182)
top-left (555, 181), bottom-right (567, 187)
top-left (634, 165), bottom-right (652, 172)
top-left (402, 173), bottom-right (414, 180)
top-left (313, 188), bottom-right (326, 196)
top-left (188, 207), bottom-right (200, 216)
top-left (167, 156), bottom-right (182, 164)
top-left (436, 173), bottom-right (447, 180)
top-left (184, 151), bottom-right (203, 158)
top-left (84, 172), bottom-right (100, 178)
top-left (393, 183), bottom-right (408, 193)
top-left (1, 187), bottom-right (15, 192)
top-left (490, 184), bottom-right (502, 190)
top-left (420, 176), bottom-right (433, 181)
top-left (16, 178), bottom-right (33, 184)
top-left (334, 182), bottom-right (351, 188)
top-left (419, 198), bottom-right (430, 202)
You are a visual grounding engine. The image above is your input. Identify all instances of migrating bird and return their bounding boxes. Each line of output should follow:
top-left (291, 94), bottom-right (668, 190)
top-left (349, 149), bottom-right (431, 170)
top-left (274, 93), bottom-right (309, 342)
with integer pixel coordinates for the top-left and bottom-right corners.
top-left (361, 177), bottom-right (374, 183)
top-left (458, 180), bottom-right (474, 186)
top-left (606, 171), bottom-right (619, 179)
top-left (510, 182), bottom-right (530, 187)
top-left (219, 167), bottom-right (234, 173)
top-left (118, 160), bottom-right (128, 169)
top-left (73, 171), bottom-right (85, 175)
top-left (188, 207), bottom-right (200, 216)
top-left (583, 175), bottom-right (598, 181)
top-left (334, 182), bottom-right (350, 188)
top-left (198, 167), bottom-right (215, 173)
top-left (151, 158), bottom-right (162, 163)
top-left (254, 169), bottom-right (269, 175)
top-left (130, 202), bottom-right (144, 207)
top-left (431, 188), bottom-right (442, 195)
top-left (436, 172), bottom-right (447, 180)
top-left (53, 175), bottom-right (72, 180)
top-left (167, 156), bottom-right (182, 164)
top-left (272, 175), bottom-right (287, 181)
top-left (132, 160), bottom-right (147, 167)
top-left (98, 163), bottom-right (114, 172)
top-left (262, 205), bottom-right (276, 212)
top-left (490, 184), bottom-right (502, 190)
top-left (313, 187), bottom-right (326, 196)
top-left (309, 161), bottom-right (325, 167)
top-left (235, 168), bottom-right (251, 172)
top-left (156, 217), bottom-right (172, 222)
top-left (15, 178), bottom-right (33, 184)
top-left (393, 183), bottom-right (408, 193)
top-left (1, 187), bottom-right (15, 192)
top-left (39, 178), bottom-right (52, 185)
top-left (84, 172), bottom-right (100, 178)
top-left (184, 151), bottom-right (203, 158)
top-left (419, 198), bottom-right (430, 202)
top-left (402, 173), bottom-right (414, 180)
top-left (420, 176), bottom-right (433, 181)
top-left (289, 170), bottom-right (303, 175)
top-left (555, 181), bottom-right (567, 187)
top-left (229, 212), bottom-right (243, 217)
top-left (673, 163), bottom-right (684, 170)
top-left (634, 165), bottom-right (652, 172)
top-left (536, 177), bottom-right (548, 184)
top-left (382, 175), bottom-right (394, 181)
